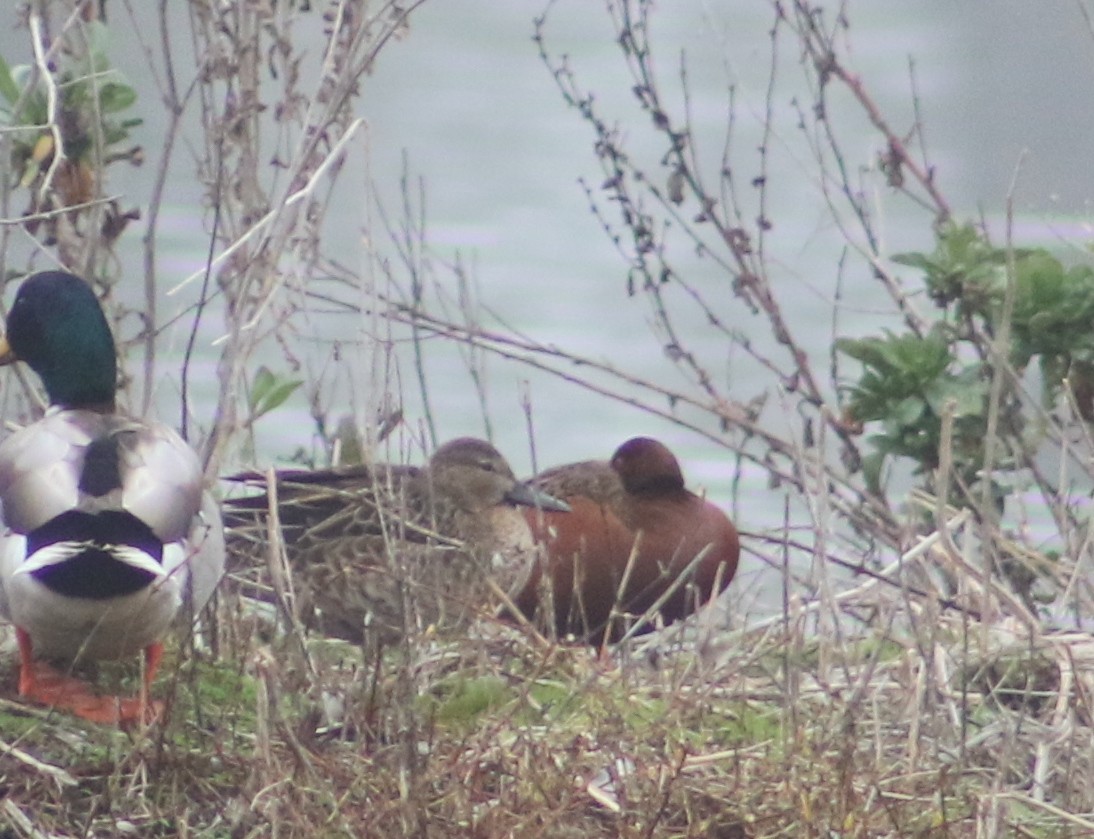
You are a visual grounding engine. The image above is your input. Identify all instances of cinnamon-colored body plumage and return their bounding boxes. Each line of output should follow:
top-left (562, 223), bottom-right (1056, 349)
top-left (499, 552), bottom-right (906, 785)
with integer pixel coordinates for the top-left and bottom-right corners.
top-left (515, 437), bottom-right (739, 643)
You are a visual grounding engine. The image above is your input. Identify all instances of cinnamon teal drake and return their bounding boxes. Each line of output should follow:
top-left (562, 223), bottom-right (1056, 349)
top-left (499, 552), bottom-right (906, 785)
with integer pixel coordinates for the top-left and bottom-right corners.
top-left (224, 438), bottom-right (570, 644)
top-left (0, 271), bottom-right (224, 724)
top-left (513, 437), bottom-right (739, 643)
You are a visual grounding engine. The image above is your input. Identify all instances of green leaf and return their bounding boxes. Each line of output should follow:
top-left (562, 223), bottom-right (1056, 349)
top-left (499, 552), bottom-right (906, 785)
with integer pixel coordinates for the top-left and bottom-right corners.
top-left (891, 396), bottom-right (927, 428)
top-left (924, 377), bottom-right (985, 420)
top-left (83, 20), bottom-right (111, 68)
top-left (249, 366), bottom-right (303, 421)
top-left (98, 81), bottom-right (136, 114)
top-left (890, 252), bottom-right (936, 271)
top-left (835, 336), bottom-right (881, 366)
top-left (861, 451), bottom-right (886, 497)
top-left (0, 53), bottom-right (21, 107)
top-left (0, 63), bottom-right (47, 125)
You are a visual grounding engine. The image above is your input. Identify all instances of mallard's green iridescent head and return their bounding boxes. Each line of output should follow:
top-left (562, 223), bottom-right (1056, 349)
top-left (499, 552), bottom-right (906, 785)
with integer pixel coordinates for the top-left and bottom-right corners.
top-left (0, 271), bottom-right (117, 410)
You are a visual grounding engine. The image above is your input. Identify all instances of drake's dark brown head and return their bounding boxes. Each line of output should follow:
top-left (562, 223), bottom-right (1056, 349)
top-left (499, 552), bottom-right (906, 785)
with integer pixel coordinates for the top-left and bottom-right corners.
top-left (609, 437), bottom-right (685, 495)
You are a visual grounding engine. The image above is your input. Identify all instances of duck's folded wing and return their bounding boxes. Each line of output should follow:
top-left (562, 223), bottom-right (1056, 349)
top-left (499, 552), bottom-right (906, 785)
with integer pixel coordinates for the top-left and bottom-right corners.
top-left (115, 419), bottom-right (206, 543)
top-left (528, 459), bottom-right (622, 509)
top-left (177, 490), bottom-right (225, 616)
top-left (0, 411), bottom-right (90, 533)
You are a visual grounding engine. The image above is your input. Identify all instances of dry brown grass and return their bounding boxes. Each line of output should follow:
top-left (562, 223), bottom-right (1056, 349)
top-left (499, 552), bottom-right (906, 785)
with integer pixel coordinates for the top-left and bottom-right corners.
top-left (1, 520), bottom-right (1093, 839)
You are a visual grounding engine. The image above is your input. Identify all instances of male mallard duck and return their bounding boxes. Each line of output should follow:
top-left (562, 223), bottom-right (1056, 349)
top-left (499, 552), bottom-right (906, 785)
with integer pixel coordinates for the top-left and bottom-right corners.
top-left (0, 271), bottom-right (224, 724)
top-left (225, 438), bottom-right (569, 643)
top-left (513, 437), bottom-right (739, 643)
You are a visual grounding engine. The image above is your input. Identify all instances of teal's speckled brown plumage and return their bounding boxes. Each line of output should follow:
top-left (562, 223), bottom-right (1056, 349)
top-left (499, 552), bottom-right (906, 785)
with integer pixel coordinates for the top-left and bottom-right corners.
top-left (0, 271), bottom-right (224, 724)
top-left (225, 438), bottom-right (569, 643)
top-left (514, 437), bottom-right (739, 643)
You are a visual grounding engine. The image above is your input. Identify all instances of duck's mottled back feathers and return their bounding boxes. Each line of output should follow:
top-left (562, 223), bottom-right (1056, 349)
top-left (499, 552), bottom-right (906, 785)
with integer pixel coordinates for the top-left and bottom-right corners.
top-left (224, 438), bottom-right (567, 643)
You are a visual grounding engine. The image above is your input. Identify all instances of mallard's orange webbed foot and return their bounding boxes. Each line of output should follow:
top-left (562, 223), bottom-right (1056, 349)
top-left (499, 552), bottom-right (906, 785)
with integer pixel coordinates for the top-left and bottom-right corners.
top-left (20, 665), bottom-right (164, 726)
top-left (15, 628), bottom-right (164, 726)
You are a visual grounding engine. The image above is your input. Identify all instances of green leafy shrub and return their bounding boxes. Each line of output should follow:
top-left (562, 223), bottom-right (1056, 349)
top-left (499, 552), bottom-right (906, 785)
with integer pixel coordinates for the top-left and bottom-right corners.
top-left (841, 222), bottom-right (1094, 496)
top-left (0, 20), bottom-right (140, 217)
